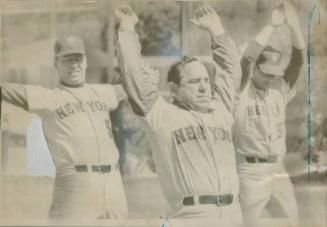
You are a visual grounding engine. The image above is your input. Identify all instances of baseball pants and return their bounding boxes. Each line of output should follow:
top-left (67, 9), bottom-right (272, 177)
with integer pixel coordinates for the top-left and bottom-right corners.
top-left (238, 160), bottom-right (299, 220)
top-left (48, 167), bottom-right (128, 220)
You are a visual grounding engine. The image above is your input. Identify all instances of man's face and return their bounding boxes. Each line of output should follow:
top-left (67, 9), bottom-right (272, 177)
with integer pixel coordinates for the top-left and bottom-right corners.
top-left (175, 61), bottom-right (212, 111)
top-left (55, 53), bottom-right (87, 87)
top-left (252, 66), bottom-right (278, 91)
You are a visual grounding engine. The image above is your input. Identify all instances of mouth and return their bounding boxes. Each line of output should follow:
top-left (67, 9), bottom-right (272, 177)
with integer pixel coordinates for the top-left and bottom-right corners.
top-left (197, 95), bottom-right (209, 99)
top-left (69, 70), bottom-right (81, 76)
top-left (196, 96), bottom-right (210, 102)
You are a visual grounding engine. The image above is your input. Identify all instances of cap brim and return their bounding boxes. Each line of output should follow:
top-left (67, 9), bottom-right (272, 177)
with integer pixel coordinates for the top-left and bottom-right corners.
top-left (259, 64), bottom-right (284, 77)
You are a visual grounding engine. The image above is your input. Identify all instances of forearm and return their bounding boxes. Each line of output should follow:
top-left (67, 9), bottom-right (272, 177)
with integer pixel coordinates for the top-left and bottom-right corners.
top-left (290, 26), bottom-right (305, 50)
top-left (242, 25), bottom-right (276, 63)
top-left (211, 33), bottom-right (241, 111)
top-left (113, 84), bottom-right (127, 103)
top-left (212, 33), bottom-right (241, 89)
top-left (1, 83), bottom-right (29, 111)
top-left (283, 47), bottom-right (305, 88)
top-left (242, 24), bottom-right (275, 65)
top-left (240, 25), bottom-right (276, 90)
top-left (240, 40), bottom-right (266, 90)
top-left (117, 30), bottom-right (159, 116)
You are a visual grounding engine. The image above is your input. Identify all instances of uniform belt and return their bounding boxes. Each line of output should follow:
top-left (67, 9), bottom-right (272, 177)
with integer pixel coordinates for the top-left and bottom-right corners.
top-left (74, 164), bottom-right (119, 173)
top-left (245, 156), bottom-right (277, 163)
top-left (183, 194), bottom-right (233, 206)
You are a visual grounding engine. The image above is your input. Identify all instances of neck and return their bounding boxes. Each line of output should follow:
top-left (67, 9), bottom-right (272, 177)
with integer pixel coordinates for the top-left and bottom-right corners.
top-left (173, 99), bottom-right (210, 113)
top-left (60, 81), bottom-right (85, 88)
top-left (251, 78), bottom-right (267, 92)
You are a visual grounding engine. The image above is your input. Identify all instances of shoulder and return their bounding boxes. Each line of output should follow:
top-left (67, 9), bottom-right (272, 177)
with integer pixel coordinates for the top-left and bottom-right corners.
top-left (87, 84), bottom-right (120, 109)
top-left (87, 83), bottom-right (114, 91)
top-left (145, 96), bottom-right (185, 129)
top-left (212, 100), bottom-right (233, 122)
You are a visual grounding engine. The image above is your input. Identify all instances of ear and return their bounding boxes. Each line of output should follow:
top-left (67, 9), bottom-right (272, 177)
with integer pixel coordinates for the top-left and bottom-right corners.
top-left (83, 55), bottom-right (88, 68)
top-left (168, 82), bottom-right (178, 97)
top-left (53, 57), bottom-right (58, 68)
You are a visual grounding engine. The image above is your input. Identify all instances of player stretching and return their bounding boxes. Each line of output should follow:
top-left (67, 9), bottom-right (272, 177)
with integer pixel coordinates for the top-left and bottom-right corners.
top-left (0, 36), bottom-right (128, 219)
top-left (115, 4), bottom-right (242, 222)
top-left (234, 1), bottom-right (305, 223)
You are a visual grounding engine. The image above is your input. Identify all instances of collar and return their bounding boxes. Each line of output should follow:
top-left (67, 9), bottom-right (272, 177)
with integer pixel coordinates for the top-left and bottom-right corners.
top-left (59, 81), bottom-right (85, 88)
top-left (172, 99), bottom-right (215, 113)
top-left (250, 81), bottom-right (269, 98)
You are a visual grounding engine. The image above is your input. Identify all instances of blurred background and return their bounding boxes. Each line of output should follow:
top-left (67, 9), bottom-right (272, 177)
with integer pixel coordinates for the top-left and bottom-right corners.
top-left (0, 0), bottom-right (326, 222)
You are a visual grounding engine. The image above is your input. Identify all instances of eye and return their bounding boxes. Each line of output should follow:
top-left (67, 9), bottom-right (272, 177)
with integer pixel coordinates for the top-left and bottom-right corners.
top-left (76, 56), bottom-right (83, 62)
top-left (188, 79), bottom-right (200, 84)
top-left (62, 57), bottom-right (73, 63)
top-left (265, 74), bottom-right (276, 79)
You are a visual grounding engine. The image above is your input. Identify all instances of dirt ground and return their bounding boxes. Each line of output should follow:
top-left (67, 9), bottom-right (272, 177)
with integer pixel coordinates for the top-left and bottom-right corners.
top-left (0, 174), bottom-right (326, 225)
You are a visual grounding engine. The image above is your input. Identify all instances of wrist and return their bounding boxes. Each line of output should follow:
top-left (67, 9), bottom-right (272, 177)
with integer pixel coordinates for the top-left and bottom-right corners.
top-left (119, 22), bottom-right (136, 32)
top-left (255, 25), bottom-right (275, 47)
top-left (209, 24), bottom-right (225, 36)
top-left (291, 31), bottom-right (305, 49)
top-left (269, 22), bottom-right (279, 28)
top-left (290, 24), bottom-right (302, 34)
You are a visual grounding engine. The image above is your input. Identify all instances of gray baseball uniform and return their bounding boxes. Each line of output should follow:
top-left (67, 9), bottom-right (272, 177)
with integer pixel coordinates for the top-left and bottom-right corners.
top-left (1, 83), bottom-right (128, 219)
top-left (117, 29), bottom-right (242, 220)
top-left (234, 39), bottom-right (304, 219)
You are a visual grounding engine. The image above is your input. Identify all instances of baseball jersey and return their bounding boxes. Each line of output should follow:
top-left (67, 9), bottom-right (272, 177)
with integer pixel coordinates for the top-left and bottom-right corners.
top-left (3, 84), bottom-right (119, 172)
top-left (234, 41), bottom-right (303, 158)
top-left (118, 30), bottom-right (241, 209)
top-left (234, 79), bottom-right (295, 158)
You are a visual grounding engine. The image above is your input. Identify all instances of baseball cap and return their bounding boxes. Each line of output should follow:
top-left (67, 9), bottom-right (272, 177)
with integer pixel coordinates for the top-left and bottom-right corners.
top-left (256, 46), bottom-right (286, 76)
top-left (54, 35), bottom-right (85, 57)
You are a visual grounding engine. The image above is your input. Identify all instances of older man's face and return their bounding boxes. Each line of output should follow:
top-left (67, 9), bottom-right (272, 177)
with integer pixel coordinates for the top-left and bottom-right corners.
top-left (55, 53), bottom-right (87, 87)
top-left (175, 61), bottom-right (212, 111)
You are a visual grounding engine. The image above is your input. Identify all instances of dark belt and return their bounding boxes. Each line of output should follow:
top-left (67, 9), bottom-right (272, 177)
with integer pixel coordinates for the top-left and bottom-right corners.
top-left (74, 164), bottom-right (119, 173)
top-left (183, 194), bottom-right (233, 206)
top-left (245, 156), bottom-right (277, 163)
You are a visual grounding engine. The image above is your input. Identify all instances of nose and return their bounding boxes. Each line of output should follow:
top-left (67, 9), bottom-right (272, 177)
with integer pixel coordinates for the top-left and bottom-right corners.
top-left (199, 80), bottom-right (208, 93)
top-left (71, 60), bottom-right (80, 67)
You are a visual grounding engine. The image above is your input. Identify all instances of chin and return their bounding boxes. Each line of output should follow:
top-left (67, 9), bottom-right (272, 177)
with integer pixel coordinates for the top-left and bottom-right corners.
top-left (61, 80), bottom-right (85, 87)
top-left (196, 103), bottom-right (211, 111)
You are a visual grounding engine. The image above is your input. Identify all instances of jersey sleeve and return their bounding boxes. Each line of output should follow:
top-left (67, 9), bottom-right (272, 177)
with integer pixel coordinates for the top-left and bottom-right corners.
top-left (117, 30), bottom-right (160, 116)
top-left (283, 47), bottom-right (305, 88)
top-left (240, 40), bottom-right (266, 90)
top-left (25, 85), bottom-right (57, 117)
top-left (1, 83), bottom-right (29, 111)
top-left (145, 96), bottom-right (175, 132)
top-left (211, 33), bottom-right (242, 112)
top-left (89, 84), bottom-right (119, 111)
top-left (274, 77), bottom-right (296, 104)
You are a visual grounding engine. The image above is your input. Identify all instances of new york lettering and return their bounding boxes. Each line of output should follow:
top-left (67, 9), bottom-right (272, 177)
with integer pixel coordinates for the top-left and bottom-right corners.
top-left (55, 101), bottom-right (109, 120)
top-left (173, 125), bottom-right (231, 145)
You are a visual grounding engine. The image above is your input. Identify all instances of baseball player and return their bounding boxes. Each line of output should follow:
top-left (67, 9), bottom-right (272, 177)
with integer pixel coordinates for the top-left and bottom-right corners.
top-left (115, 5), bottom-right (242, 222)
top-left (0, 36), bottom-right (128, 219)
top-left (234, 1), bottom-right (305, 221)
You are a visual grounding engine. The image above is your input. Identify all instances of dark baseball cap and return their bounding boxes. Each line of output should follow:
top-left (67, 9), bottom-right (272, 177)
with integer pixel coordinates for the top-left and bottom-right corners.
top-left (54, 35), bottom-right (85, 57)
top-left (256, 46), bottom-right (286, 76)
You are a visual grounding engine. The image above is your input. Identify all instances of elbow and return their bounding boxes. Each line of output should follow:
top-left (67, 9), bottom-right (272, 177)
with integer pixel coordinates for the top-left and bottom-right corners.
top-left (240, 57), bottom-right (253, 73)
top-left (293, 48), bottom-right (305, 66)
top-left (128, 97), bottom-right (147, 117)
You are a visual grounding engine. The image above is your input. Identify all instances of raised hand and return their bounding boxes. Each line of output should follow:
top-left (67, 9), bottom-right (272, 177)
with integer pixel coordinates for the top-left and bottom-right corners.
top-left (115, 5), bottom-right (139, 31)
top-left (283, 1), bottom-right (301, 30)
top-left (190, 4), bottom-right (225, 35)
top-left (271, 1), bottom-right (286, 26)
